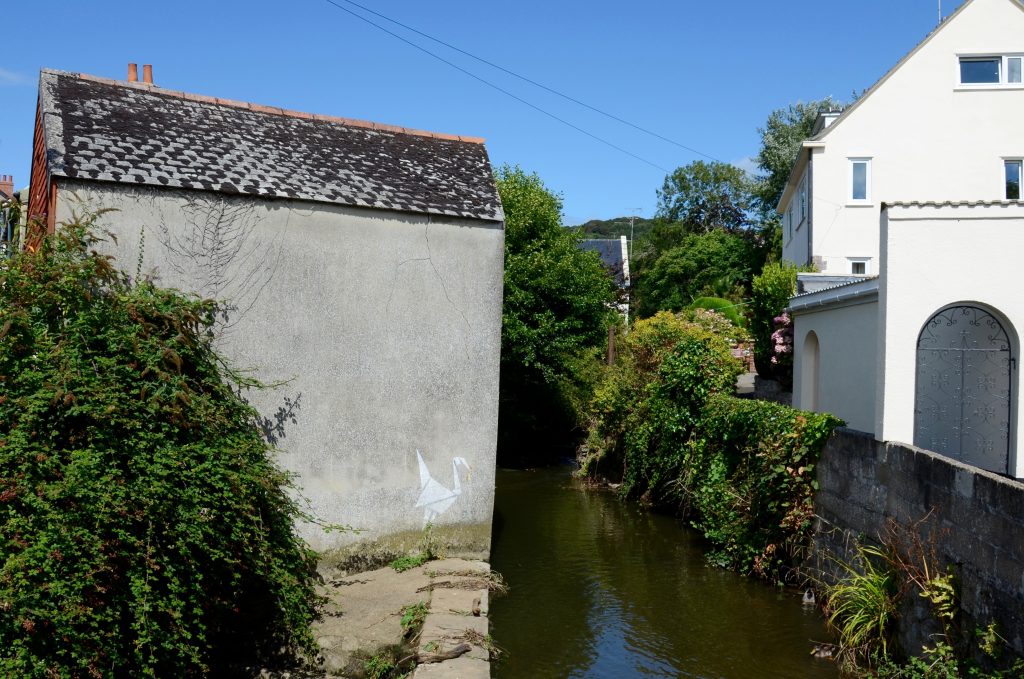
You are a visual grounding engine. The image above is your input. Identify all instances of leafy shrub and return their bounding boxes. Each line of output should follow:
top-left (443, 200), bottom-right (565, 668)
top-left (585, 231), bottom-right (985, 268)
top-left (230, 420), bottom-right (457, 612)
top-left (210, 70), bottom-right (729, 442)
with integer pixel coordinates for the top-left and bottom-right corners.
top-left (687, 296), bottom-right (746, 328)
top-left (750, 261), bottom-right (798, 377)
top-left (0, 217), bottom-right (321, 676)
top-left (580, 312), bottom-right (741, 502)
top-left (681, 394), bottom-right (841, 577)
top-left (678, 307), bottom-right (752, 346)
top-left (580, 311), bottom-right (842, 581)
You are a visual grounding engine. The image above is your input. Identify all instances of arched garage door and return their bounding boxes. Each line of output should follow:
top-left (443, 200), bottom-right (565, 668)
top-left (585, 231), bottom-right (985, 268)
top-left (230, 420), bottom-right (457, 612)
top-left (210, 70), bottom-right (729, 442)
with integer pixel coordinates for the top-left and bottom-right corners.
top-left (914, 305), bottom-right (1012, 474)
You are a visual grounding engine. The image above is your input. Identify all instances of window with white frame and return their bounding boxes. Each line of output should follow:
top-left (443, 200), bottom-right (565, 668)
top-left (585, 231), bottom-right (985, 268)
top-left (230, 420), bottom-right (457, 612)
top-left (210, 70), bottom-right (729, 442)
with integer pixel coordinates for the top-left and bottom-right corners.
top-left (959, 55), bottom-right (1023, 85)
top-left (849, 258), bottom-right (870, 275)
top-left (849, 158), bottom-right (871, 203)
top-left (1006, 159), bottom-right (1022, 200)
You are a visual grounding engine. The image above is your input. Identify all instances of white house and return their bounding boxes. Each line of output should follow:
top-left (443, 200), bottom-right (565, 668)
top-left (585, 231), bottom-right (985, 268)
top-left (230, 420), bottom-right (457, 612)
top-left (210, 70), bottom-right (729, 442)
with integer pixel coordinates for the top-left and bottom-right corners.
top-left (778, 0), bottom-right (1024, 282)
top-left (785, 0), bottom-right (1024, 480)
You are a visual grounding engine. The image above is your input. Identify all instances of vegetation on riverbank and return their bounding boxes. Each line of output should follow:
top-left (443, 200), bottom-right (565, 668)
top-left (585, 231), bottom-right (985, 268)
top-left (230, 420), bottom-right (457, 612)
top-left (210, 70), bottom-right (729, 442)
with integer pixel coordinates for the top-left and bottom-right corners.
top-left (820, 523), bottom-right (1024, 678)
top-left (578, 312), bottom-right (841, 582)
top-left (0, 216), bottom-right (322, 675)
top-left (495, 166), bottom-right (619, 464)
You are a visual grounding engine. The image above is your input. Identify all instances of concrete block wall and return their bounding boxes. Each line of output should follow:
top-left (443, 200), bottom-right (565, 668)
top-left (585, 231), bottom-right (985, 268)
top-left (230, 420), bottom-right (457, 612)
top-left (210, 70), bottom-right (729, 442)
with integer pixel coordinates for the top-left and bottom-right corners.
top-left (812, 428), bottom-right (1024, 658)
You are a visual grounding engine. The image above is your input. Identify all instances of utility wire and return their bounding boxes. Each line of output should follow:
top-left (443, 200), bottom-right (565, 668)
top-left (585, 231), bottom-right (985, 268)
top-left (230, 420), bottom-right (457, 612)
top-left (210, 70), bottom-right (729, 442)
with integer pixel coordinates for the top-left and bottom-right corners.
top-left (320, 0), bottom-right (672, 173)
top-left (325, 0), bottom-right (725, 165)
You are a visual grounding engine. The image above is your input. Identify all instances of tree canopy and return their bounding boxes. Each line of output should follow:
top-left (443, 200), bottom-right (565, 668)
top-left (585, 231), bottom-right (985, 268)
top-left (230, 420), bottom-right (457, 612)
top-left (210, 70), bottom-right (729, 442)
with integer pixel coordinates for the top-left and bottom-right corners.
top-left (497, 166), bottom-right (618, 461)
top-left (635, 230), bottom-right (755, 318)
top-left (656, 160), bottom-right (754, 234)
top-left (754, 97), bottom-right (843, 217)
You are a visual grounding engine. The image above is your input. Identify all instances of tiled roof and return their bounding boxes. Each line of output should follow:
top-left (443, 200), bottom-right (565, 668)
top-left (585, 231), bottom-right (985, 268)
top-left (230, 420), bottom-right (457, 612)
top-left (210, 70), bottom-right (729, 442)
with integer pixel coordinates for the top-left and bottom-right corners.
top-left (38, 69), bottom-right (504, 222)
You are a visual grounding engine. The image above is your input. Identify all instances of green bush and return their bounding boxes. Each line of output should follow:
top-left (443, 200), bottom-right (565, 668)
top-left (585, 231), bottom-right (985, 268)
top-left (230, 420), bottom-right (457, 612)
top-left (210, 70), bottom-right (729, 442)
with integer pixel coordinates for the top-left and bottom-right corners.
top-left (687, 296), bottom-right (746, 328)
top-left (580, 312), bottom-right (741, 503)
top-left (580, 311), bottom-right (842, 581)
top-left (678, 307), bottom-right (752, 347)
top-left (681, 395), bottom-right (841, 577)
top-left (0, 217), bottom-right (321, 676)
top-left (750, 261), bottom-right (798, 377)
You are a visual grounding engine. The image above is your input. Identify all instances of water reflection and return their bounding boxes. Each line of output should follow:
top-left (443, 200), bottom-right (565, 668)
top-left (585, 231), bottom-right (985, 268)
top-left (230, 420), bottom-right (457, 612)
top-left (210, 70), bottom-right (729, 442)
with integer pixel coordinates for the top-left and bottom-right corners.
top-left (490, 467), bottom-right (837, 679)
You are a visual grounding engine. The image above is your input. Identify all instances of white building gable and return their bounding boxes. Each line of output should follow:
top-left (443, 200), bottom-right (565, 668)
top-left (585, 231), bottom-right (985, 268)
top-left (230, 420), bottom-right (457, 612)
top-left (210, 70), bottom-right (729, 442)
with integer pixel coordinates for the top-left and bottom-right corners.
top-left (778, 0), bottom-right (1024, 277)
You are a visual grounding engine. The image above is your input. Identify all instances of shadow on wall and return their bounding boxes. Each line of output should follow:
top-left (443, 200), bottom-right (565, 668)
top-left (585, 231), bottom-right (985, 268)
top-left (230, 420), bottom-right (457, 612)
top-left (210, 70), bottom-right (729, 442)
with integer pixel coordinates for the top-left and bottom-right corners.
top-left (256, 392), bottom-right (303, 446)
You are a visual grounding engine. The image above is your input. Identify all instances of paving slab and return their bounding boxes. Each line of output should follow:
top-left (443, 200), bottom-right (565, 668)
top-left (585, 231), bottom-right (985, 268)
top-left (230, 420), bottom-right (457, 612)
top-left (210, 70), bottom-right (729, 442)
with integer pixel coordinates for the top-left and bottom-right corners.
top-left (314, 563), bottom-right (432, 675)
top-left (412, 655), bottom-right (490, 679)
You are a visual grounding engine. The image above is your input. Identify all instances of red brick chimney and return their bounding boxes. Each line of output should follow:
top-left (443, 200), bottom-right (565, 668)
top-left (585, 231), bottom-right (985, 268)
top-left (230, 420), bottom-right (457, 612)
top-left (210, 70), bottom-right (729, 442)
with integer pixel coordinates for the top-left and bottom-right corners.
top-left (0, 175), bottom-right (13, 199)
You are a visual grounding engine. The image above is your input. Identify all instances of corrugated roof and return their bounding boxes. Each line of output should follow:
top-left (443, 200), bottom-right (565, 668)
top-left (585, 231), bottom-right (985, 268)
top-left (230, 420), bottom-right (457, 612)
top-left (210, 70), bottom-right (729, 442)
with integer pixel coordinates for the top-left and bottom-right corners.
top-left (38, 69), bottom-right (504, 222)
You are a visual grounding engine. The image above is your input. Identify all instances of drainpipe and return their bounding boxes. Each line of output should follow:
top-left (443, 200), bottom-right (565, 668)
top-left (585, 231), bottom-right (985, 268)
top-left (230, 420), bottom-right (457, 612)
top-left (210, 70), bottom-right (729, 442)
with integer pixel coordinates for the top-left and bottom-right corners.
top-left (806, 150), bottom-right (814, 268)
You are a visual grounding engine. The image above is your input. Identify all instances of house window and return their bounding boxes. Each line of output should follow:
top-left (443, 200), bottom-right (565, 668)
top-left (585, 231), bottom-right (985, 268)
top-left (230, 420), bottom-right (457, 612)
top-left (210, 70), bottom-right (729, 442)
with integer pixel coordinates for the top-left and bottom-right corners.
top-left (850, 158), bottom-right (871, 203)
top-left (849, 258), bottom-right (869, 275)
top-left (1006, 160), bottom-right (1022, 200)
top-left (959, 55), bottom-right (1024, 85)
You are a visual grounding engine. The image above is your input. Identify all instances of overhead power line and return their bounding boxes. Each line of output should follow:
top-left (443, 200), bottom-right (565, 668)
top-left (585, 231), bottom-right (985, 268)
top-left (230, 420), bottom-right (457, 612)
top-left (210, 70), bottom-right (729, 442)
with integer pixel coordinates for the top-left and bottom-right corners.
top-left (325, 0), bottom-right (724, 165)
top-left (320, 0), bottom-right (672, 173)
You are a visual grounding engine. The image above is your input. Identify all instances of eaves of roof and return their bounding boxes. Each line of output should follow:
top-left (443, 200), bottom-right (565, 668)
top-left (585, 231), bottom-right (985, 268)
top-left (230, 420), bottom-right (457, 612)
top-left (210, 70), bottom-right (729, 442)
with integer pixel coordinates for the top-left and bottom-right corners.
top-left (776, 0), bottom-right (1024, 215)
top-left (788, 276), bottom-right (880, 314)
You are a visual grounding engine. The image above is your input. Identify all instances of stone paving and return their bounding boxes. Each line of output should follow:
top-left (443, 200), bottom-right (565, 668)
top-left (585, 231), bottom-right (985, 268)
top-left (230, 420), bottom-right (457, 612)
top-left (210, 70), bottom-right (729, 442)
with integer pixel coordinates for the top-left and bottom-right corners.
top-left (262, 557), bottom-right (493, 678)
top-left (412, 559), bottom-right (492, 679)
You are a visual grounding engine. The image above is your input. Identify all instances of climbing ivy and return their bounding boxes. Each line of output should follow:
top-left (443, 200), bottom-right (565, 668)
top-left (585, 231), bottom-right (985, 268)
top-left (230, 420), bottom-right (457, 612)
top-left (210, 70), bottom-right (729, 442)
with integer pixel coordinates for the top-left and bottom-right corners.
top-left (0, 215), bottom-right (321, 676)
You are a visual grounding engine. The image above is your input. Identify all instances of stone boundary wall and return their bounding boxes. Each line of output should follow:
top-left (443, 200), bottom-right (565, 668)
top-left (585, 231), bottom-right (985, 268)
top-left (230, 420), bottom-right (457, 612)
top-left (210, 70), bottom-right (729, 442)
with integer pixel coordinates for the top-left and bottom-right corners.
top-left (811, 428), bottom-right (1024, 658)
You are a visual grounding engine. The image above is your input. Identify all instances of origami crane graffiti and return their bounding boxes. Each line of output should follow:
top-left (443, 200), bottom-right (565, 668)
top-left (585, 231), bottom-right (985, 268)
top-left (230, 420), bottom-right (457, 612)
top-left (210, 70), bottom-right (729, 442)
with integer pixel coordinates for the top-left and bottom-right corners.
top-left (414, 450), bottom-right (471, 526)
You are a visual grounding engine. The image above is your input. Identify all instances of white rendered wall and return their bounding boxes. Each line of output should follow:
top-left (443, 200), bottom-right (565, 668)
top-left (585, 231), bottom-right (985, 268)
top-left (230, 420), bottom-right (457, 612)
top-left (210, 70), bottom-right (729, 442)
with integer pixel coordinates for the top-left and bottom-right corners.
top-left (781, 167), bottom-right (811, 267)
top-left (55, 182), bottom-right (505, 552)
top-left (782, 0), bottom-right (1024, 274)
top-left (793, 299), bottom-right (879, 433)
top-left (877, 203), bottom-right (1024, 479)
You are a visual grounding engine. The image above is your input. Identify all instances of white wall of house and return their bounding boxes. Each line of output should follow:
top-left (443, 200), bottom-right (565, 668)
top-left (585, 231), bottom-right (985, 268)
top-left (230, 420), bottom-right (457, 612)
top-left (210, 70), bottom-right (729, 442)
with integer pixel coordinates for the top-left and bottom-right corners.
top-left (791, 283), bottom-right (879, 434)
top-left (877, 202), bottom-right (1024, 479)
top-left (780, 0), bottom-right (1024, 274)
top-left (56, 181), bottom-right (505, 553)
top-left (781, 168), bottom-right (811, 268)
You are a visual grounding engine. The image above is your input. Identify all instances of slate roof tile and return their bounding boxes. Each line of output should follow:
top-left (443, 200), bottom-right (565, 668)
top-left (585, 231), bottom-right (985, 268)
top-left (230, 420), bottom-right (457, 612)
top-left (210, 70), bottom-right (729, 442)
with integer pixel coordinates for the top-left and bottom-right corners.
top-left (38, 69), bottom-right (504, 223)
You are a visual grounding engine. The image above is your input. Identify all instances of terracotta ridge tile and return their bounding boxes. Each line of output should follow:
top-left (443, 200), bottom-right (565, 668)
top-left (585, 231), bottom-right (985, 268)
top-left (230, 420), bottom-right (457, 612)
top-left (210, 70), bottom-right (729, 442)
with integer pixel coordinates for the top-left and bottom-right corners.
top-left (69, 70), bottom-right (486, 144)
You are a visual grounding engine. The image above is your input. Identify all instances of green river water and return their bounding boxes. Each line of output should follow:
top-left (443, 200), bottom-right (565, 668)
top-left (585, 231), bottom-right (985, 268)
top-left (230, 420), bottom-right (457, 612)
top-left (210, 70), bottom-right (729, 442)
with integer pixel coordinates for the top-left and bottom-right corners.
top-left (489, 466), bottom-right (840, 679)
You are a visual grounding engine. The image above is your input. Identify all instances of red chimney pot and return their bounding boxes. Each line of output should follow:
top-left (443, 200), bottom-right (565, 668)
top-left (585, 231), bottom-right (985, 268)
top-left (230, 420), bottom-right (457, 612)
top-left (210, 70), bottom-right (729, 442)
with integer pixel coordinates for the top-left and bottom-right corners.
top-left (128, 63), bottom-right (138, 82)
top-left (142, 64), bottom-right (153, 84)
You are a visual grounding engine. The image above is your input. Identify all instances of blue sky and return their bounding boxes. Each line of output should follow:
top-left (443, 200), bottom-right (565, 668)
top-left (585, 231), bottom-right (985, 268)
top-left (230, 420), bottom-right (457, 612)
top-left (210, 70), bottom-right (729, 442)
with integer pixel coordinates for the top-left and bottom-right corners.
top-left (0, 0), bottom-right (966, 225)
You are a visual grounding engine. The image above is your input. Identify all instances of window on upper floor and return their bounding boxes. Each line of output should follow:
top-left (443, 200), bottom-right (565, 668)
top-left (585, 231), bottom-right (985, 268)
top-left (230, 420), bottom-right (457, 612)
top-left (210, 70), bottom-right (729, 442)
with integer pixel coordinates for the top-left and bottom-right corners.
top-left (849, 158), bottom-right (871, 203)
top-left (959, 55), bottom-right (1023, 86)
top-left (1007, 160), bottom-right (1022, 200)
top-left (849, 258), bottom-right (870, 275)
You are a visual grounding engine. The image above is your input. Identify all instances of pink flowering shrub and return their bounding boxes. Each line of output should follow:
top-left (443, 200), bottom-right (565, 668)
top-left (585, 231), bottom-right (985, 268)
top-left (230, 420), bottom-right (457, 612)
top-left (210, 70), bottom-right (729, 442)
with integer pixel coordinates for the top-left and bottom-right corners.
top-left (769, 313), bottom-right (794, 387)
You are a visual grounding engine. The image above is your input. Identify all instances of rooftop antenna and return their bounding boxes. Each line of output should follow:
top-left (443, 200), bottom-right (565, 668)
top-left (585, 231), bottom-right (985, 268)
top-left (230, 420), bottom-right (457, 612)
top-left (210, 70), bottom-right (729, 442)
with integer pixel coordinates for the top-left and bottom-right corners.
top-left (628, 208), bottom-right (642, 244)
top-left (938, 0), bottom-right (942, 24)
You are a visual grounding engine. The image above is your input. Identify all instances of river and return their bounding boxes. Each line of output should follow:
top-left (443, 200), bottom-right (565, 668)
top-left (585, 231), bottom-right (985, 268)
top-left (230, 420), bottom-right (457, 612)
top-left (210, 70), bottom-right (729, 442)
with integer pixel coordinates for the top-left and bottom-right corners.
top-left (489, 467), bottom-right (839, 678)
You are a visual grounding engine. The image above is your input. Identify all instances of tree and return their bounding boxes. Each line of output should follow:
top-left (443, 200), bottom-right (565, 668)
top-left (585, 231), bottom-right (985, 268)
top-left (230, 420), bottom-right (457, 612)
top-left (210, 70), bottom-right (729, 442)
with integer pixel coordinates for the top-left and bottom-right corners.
top-left (754, 98), bottom-right (843, 218)
top-left (656, 160), bottom-right (754, 234)
top-left (496, 166), bottom-right (618, 462)
top-left (635, 230), bottom-right (755, 318)
top-left (0, 216), bottom-right (321, 675)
